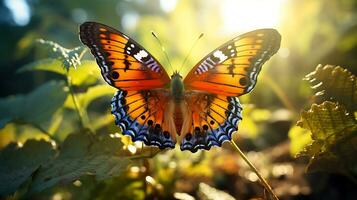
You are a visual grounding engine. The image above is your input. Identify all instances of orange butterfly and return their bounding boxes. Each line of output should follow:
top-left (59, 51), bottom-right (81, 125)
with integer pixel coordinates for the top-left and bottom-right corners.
top-left (79, 22), bottom-right (281, 152)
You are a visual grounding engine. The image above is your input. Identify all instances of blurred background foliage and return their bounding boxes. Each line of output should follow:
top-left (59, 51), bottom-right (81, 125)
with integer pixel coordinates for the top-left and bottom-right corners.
top-left (0, 0), bottom-right (357, 199)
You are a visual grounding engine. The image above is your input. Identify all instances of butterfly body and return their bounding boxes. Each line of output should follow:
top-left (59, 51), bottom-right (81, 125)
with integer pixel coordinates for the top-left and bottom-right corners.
top-left (79, 22), bottom-right (281, 152)
top-left (170, 72), bottom-right (185, 103)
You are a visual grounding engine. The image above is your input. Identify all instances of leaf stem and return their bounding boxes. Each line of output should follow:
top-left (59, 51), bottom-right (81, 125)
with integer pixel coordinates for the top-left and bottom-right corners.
top-left (230, 140), bottom-right (279, 200)
top-left (65, 71), bottom-right (85, 128)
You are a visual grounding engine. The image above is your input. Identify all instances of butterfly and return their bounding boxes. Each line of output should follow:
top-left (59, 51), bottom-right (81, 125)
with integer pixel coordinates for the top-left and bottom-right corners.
top-left (79, 22), bottom-right (281, 152)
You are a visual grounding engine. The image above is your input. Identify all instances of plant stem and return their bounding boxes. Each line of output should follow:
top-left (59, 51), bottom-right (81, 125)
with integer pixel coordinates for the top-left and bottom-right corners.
top-left (65, 71), bottom-right (85, 128)
top-left (230, 140), bottom-right (279, 200)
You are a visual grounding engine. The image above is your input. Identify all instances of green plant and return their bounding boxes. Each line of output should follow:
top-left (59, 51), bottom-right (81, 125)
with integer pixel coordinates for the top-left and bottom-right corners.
top-left (0, 40), bottom-right (158, 198)
top-left (290, 65), bottom-right (357, 180)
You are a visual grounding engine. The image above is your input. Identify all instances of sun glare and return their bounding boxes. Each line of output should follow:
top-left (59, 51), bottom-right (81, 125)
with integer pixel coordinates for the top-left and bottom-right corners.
top-left (220, 0), bottom-right (286, 33)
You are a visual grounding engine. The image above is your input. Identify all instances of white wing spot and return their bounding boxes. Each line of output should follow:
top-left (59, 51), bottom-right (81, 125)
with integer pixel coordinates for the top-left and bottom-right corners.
top-left (213, 50), bottom-right (228, 63)
top-left (130, 44), bottom-right (135, 48)
top-left (134, 50), bottom-right (149, 61)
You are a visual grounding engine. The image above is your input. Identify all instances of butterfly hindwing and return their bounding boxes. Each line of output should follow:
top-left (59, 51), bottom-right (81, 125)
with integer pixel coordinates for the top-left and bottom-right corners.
top-left (179, 93), bottom-right (242, 152)
top-left (79, 22), bottom-right (170, 91)
top-left (184, 29), bottom-right (281, 96)
top-left (111, 89), bottom-right (176, 149)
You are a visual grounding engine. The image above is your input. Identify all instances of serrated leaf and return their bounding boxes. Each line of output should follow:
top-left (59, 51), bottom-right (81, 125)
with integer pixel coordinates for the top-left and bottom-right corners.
top-left (28, 132), bottom-right (131, 195)
top-left (0, 140), bottom-right (56, 196)
top-left (18, 59), bottom-right (100, 86)
top-left (198, 183), bottom-right (235, 200)
top-left (305, 64), bottom-right (357, 112)
top-left (297, 101), bottom-right (356, 143)
top-left (0, 81), bottom-right (68, 128)
top-left (296, 101), bottom-right (357, 172)
top-left (306, 132), bottom-right (357, 173)
top-left (288, 126), bottom-right (312, 156)
top-left (36, 39), bottom-right (86, 70)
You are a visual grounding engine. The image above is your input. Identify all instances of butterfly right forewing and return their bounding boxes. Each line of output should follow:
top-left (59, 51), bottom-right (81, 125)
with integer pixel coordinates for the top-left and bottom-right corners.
top-left (79, 22), bottom-right (170, 91)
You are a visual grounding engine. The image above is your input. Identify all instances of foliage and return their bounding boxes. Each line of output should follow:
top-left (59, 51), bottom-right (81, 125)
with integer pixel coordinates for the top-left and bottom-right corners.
top-left (0, 131), bottom-right (131, 197)
top-left (0, 40), bottom-right (134, 197)
top-left (294, 65), bottom-right (357, 173)
top-left (35, 39), bottom-right (86, 70)
top-left (0, 139), bottom-right (56, 196)
top-left (0, 81), bottom-right (67, 129)
top-left (28, 132), bottom-right (131, 195)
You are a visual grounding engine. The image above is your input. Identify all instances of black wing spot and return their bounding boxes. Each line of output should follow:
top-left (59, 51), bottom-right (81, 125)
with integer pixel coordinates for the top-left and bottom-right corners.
top-left (148, 120), bottom-right (154, 126)
top-left (111, 71), bottom-right (119, 79)
top-left (239, 77), bottom-right (248, 86)
top-left (203, 125), bottom-right (209, 131)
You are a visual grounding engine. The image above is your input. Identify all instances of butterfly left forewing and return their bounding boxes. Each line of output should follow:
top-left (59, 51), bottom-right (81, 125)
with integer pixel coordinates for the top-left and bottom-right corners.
top-left (184, 29), bottom-right (281, 96)
top-left (79, 22), bottom-right (170, 91)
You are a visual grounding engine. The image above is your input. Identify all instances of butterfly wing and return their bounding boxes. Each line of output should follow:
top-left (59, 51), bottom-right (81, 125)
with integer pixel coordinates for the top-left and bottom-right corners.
top-left (79, 22), bottom-right (170, 90)
top-left (111, 90), bottom-right (176, 149)
top-left (180, 29), bottom-right (281, 152)
top-left (179, 93), bottom-right (242, 152)
top-left (184, 29), bottom-right (281, 96)
top-left (80, 22), bottom-right (175, 149)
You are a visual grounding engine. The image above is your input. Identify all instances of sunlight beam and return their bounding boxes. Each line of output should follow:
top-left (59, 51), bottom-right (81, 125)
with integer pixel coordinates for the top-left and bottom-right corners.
top-left (220, 0), bottom-right (286, 33)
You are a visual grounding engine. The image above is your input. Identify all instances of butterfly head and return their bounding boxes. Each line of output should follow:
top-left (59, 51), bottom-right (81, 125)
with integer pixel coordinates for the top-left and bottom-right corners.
top-left (171, 70), bottom-right (182, 79)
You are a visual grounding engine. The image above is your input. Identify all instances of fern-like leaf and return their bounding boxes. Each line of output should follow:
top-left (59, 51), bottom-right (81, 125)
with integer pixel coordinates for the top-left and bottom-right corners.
top-left (304, 64), bottom-right (357, 112)
top-left (297, 101), bottom-right (357, 172)
top-left (36, 39), bottom-right (86, 70)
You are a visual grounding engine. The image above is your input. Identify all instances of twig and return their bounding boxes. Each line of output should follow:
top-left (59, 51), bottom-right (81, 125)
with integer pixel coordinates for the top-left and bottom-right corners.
top-left (230, 140), bottom-right (279, 200)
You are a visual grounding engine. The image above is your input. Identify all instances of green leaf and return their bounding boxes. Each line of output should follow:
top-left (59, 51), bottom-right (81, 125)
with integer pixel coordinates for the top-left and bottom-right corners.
top-left (36, 39), bottom-right (86, 70)
top-left (297, 101), bottom-right (356, 143)
top-left (17, 58), bottom-right (64, 74)
top-left (0, 81), bottom-right (68, 128)
top-left (18, 59), bottom-right (100, 86)
top-left (0, 140), bottom-right (56, 196)
top-left (296, 101), bottom-right (357, 172)
top-left (288, 126), bottom-right (312, 156)
top-left (198, 183), bottom-right (235, 200)
top-left (304, 64), bottom-right (357, 112)
top-left (28, 132), bottom-right (131, 195)
top-left (65, 85), bottom-right (116, 110)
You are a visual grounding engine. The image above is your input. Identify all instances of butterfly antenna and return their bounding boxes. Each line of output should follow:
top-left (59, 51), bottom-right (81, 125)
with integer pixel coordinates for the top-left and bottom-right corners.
top-left (151, 31), bottom-right (174, 73)
top-left (178, 33), bottom-right (204, 74)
